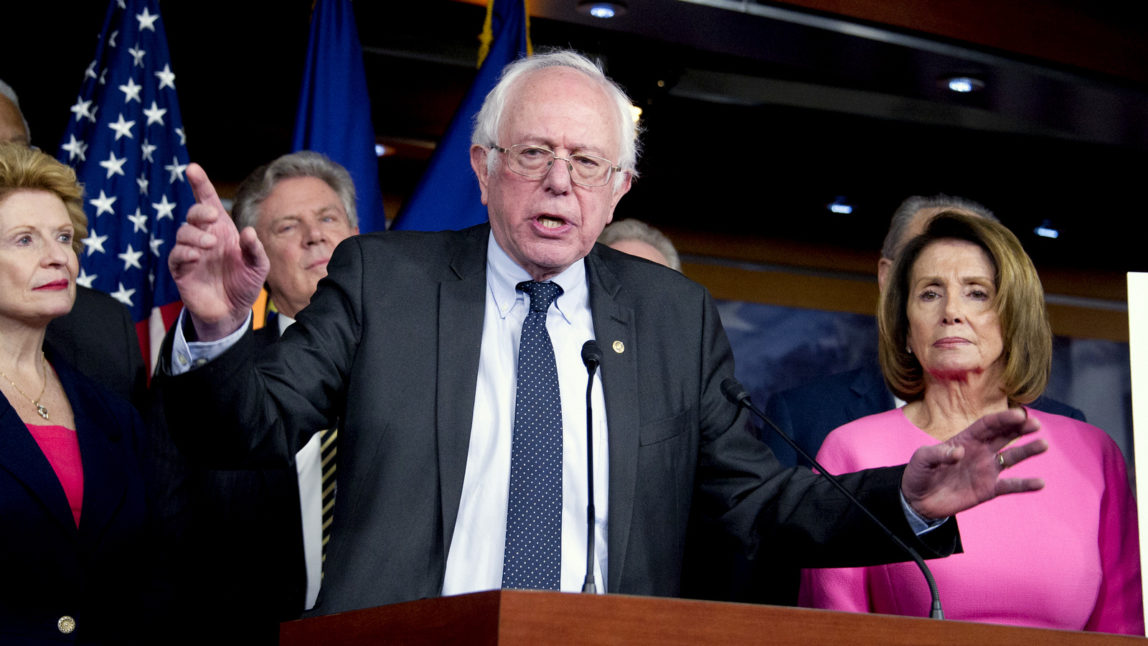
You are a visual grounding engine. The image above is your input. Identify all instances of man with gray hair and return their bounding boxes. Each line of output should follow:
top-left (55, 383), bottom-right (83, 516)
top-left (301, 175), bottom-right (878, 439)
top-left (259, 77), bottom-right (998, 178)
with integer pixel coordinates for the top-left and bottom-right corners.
top-left (160, 52), bottom-right (1046, 616)
top-left (177, 151), bottom-right (357, 642)
top-left (598, 218), bottom-right (681, 271)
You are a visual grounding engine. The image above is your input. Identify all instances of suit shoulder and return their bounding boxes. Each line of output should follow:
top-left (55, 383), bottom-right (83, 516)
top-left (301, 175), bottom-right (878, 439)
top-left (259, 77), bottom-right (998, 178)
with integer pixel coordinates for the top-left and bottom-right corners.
top-left (591, 242), bottom-right (706, 298)
top-left (769, 366), bottom-right (873, 405)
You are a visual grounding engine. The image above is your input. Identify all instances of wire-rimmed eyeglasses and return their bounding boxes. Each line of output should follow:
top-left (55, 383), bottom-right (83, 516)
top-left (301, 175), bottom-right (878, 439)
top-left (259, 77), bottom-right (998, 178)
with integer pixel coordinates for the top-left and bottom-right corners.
top-left (492, 144), bottom-right (622, 188)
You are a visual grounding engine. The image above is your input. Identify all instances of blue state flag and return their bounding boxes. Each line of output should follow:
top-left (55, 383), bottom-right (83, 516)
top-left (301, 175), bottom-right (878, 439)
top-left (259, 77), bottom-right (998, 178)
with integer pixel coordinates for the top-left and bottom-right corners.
top-left (292, 0), bottom-right (386, 233)
top-left (391, 0), bottom-right (530, 231)
top-left (57, 0), bottom-right (192, 367)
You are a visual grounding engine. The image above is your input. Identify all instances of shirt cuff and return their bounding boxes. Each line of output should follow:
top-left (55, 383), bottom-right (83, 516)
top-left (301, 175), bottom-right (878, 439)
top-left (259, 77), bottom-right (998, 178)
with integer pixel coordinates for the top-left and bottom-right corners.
top-left (901, 491), bottom-right (949, 535)
top-left (171, 309), bottom-right (252, 375)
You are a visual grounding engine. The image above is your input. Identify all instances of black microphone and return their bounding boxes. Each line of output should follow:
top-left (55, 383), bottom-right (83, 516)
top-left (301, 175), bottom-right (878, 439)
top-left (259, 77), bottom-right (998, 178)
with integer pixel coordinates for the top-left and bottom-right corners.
top-left (720, 377), bottom-right (944, 620)
top-left (580, 340), bottom-right (602, 593)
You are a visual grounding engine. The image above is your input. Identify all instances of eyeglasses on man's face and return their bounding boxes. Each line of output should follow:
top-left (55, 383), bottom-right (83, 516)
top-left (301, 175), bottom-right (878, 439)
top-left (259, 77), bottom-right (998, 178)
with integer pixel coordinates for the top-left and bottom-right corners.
top-left (492, 144), bottom-right (622, 188)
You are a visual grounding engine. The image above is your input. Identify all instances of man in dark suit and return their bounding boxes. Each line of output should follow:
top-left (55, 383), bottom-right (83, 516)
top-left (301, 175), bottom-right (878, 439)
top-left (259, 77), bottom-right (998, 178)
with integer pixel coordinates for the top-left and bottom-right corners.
top-left (160, 52), bottom-right (1046, 616)
top-left (45, 285), bottom-right (147, 410)
top-left (172, 152), bottom-right (359, 643)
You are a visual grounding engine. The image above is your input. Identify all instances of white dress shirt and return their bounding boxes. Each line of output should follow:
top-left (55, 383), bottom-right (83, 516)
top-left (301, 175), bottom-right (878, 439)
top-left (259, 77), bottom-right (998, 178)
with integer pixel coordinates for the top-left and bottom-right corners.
top-left (441, 233), bottom-right (609, 595)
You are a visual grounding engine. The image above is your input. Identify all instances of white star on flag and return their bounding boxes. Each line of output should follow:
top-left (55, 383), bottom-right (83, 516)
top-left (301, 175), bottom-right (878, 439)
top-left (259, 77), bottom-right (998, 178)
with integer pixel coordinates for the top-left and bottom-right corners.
top-left (140, 139), bottom-right (157, 161)
top-left (62, 135), bottom-right (88, 162)
top-left (89, 190), bottom-right (117, 217)
top-left (136, 175), bottom-right (149, 193)
top-left (110, 282), bottom-right (137, 307)
top-left (99, 150), bottom-right (127, 178)
top-left (108, 113), bottom-right (136, 140)
top-left (129, 45), bottom-right (146, 67)
top-left (77, 269), bottom-right (98, 289)
top-left (136, 7), bottom-right (158, 31)
top-left (153, 194), bottom-right (176, 220)
top-left (149, 235), bottom-right (164, 257)
top-left (118, 244), bottom-right (144, 271)
top-left (142, 101), bottom-right (166, 126)
top-left (154, 63), bottom-right (175, 90)
top-left (127, 208), bottom-right (149, 233)
top-left (119, 77), bottom-right (142, 103)
top-left (70, 98), bottom-right (93, 122)
top-left (165, 156), bottom-right (188, 183)
top-left (82, 232), bottom-right (109, 256)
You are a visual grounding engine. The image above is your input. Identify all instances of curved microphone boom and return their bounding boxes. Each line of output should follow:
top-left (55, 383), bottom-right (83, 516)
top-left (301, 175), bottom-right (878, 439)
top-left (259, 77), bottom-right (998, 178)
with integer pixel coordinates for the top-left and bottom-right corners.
top-left (720, 377), bottom-right (944, 620)
top-left (580, 340), bottom-right (603, 593)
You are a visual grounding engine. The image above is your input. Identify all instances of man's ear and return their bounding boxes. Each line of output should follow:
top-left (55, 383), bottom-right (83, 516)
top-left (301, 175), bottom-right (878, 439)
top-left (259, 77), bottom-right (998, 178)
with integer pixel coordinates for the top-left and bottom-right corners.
top-left (470, 145), bottom-right (491, 205)
top-left (877, 257), bottom-right (893, 292)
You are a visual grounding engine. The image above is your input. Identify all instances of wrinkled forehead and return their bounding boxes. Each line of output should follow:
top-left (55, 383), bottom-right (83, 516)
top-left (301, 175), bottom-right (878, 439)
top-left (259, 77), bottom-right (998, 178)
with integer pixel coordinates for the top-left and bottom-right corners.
top-left (499, 66), bottom-right (621, 154)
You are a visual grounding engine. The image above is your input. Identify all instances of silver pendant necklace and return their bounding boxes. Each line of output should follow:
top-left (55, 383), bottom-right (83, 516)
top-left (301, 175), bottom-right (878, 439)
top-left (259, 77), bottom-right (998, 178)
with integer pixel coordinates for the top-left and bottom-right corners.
top-left (0, 352), bottom-right (50, 421)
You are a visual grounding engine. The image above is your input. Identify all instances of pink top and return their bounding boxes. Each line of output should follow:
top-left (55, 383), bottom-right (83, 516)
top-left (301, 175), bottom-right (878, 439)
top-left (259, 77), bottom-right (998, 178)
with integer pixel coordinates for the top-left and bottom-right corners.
top-left (799, 407), bottom-right (1143, 635)
top-left (27, 424), bottom-right (84, 527)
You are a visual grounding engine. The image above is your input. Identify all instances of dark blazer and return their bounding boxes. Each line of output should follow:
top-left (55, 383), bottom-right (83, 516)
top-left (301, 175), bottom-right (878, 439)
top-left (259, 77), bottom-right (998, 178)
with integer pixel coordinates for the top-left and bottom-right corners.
top-left (171, 318), bottom-right (306, 645)
top-left (45, 285), bottom-right (147, 412)
top-left (161, 224), bottom-right (958, 615)
top-left (763, 362), bottom-right (1087, 469)
top-left (0, 348), bottom-right (149, 644)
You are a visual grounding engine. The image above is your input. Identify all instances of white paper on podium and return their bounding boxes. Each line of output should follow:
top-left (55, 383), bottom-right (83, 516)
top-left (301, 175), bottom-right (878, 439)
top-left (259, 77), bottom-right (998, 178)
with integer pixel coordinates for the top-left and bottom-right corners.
top-left (1128, 272), bottom-right (1148, 632)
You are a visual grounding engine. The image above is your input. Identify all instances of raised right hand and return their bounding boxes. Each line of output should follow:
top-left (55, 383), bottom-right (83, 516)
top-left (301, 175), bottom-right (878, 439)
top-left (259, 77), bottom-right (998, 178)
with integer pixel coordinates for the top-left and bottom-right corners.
top-left (168, 163), bottom-right (269, 341)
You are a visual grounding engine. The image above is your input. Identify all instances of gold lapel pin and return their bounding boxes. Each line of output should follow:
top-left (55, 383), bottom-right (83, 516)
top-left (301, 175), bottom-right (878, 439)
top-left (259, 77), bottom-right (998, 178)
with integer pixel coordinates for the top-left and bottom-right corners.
top-left (612, 340), bottom-right (625, 354)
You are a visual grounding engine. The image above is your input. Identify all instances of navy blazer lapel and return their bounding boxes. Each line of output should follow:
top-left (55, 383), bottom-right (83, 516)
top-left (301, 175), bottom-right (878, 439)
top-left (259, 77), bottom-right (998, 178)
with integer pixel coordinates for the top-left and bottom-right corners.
top-left (52, 354), bottom-right (130, 545)
top-left (0, 397), bottom-right (77, 534)
top-left (585, 248), bottom-right (639, 593)
top-left (436, 226), bottom-right (490, 556)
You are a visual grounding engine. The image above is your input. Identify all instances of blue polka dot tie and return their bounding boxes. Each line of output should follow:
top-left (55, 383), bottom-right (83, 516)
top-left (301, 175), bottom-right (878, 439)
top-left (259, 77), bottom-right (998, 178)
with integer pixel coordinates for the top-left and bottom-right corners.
top-left (502, 281), bottom-right (564, 590)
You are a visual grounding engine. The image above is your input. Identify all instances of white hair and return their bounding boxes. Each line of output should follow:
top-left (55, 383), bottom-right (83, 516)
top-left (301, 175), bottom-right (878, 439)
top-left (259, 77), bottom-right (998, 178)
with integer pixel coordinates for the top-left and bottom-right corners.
top-left (471, 49), bottom-right (640, 191)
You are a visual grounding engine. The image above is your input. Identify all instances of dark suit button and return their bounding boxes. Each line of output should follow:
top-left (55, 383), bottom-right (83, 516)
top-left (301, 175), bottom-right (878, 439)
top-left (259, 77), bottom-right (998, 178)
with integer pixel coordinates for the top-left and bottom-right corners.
top-left (58, 615), bottom-right (76, 634)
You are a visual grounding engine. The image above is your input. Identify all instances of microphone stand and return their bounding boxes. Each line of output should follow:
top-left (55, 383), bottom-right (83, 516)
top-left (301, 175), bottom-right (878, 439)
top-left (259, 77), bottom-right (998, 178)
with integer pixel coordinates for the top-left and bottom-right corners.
top-left (720, 378), bottom-right (944, 619)
top-left (580, 341), bottom-right (603, 593)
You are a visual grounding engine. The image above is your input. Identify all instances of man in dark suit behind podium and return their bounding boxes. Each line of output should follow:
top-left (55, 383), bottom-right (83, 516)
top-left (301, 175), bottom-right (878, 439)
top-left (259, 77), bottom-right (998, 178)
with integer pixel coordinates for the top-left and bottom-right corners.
top-left (159, 51), bottom-right (1048, 616)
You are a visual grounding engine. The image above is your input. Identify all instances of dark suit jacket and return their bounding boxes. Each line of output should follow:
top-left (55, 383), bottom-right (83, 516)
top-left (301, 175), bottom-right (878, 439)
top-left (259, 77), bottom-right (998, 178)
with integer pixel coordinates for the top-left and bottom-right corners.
top-left (161, 224), bottom-right (958, 615)
top-left (171, 319), bottom-right (306, 645)
top-left (45, 285), bottom-right (147, 412)
top-left (0, 348), bottom-right (149, 644)
top-left (763, 362), bottom-right (1087, 469)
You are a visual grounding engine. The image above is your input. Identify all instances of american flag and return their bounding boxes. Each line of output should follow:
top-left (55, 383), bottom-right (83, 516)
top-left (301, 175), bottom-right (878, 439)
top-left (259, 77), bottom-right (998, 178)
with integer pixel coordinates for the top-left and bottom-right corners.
top-left (56, 0), bottom-right (191, 368)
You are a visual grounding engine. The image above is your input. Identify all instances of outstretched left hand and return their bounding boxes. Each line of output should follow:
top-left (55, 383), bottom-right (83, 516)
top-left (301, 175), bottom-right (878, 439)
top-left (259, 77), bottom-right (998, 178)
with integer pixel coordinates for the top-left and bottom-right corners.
top-left (902, 408), bottom-right (1047, 520)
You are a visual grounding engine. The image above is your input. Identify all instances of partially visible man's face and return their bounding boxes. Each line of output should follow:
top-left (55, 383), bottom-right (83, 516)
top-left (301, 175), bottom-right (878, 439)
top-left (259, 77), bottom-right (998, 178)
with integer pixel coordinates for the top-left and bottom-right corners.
top-left (0, 96), bottom-right (30, 146)
top-left (255, 176), bottom-right (357, 318)
top-left (877, 206), bottom-right (978, 292)
top-left (471, 66), bottom-right (631, 281)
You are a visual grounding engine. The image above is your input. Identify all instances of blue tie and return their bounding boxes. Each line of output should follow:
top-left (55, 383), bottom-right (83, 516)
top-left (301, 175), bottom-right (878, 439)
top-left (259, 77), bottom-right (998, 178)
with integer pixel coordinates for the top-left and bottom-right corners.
top-left (502, 281), bottom-right (564, 590)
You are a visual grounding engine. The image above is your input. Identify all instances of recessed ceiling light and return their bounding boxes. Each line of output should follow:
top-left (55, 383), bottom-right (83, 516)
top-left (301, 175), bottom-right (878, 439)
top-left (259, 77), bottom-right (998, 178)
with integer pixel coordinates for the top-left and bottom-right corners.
top-left (945, 76), bottom-right (985, 93)
top-left (827, 196), bottom-right (854, 215)
top-left (577, 1), bottom-right (628, 19)
top-left (1034, 220), bottom-right (1060, 239)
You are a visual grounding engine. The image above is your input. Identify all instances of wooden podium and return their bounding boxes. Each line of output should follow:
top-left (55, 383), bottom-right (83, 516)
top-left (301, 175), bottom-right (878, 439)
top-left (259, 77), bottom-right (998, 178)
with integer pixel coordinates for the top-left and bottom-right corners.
top-left (280, 590), bottom-right (1144, 645)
